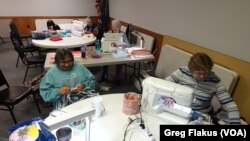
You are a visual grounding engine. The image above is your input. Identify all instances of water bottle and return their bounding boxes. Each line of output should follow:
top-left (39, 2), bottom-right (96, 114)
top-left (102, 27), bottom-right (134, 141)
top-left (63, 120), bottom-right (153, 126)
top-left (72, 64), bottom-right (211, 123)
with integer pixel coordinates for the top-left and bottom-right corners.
top-left (95, 40), bottom-right (101, 55)
top-left (81, 46), bottom-right (86, 58)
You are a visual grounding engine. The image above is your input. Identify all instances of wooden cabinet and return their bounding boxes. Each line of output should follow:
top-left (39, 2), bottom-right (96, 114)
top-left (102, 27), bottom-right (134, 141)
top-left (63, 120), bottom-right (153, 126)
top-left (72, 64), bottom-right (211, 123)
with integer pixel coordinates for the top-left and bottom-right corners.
top-left (11, 16), bottom-right (86, 36)
top-left (12, 17), bottom-right (36, 36)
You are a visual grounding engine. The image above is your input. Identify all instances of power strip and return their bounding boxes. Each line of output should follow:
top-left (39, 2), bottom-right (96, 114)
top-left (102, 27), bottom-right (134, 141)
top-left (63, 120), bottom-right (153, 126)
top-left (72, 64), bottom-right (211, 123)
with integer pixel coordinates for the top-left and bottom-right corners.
top-left (131, 120), bottom-right (156, 141)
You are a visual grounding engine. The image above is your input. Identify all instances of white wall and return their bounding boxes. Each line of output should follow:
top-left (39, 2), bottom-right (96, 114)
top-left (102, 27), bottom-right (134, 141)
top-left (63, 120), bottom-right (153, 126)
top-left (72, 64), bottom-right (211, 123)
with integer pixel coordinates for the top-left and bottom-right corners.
top-left (0, 19), bottom-right (11, 37)
top-left (1, 0), bottom-right (249, 62)
top-left (109, 0), bottom-right (250, 63)
top-left (0, 0), bottom-right (96, 37)
top-left (0, 0), bottom-right (96, 16)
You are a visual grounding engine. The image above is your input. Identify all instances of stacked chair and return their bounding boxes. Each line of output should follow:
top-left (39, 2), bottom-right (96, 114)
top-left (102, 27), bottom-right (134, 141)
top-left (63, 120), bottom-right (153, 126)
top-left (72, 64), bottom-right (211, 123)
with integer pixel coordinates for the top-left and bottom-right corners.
top-left (10, 36), bottom-right (45, 83)
top-left (9, 21), bottom-right (38, 68)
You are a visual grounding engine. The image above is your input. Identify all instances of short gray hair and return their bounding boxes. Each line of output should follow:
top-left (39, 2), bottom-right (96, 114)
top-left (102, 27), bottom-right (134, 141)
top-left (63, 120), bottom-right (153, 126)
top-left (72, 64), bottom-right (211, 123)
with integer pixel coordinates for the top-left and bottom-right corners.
top-left (55, 48), bottom-right (74, 65)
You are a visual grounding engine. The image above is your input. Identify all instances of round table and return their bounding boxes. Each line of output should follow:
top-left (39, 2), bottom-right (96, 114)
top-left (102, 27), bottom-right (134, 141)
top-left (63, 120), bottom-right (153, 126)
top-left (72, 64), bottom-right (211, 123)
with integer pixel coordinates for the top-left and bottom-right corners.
top-left (44, 94), bottom-right (162, 141)
top-left (32, 34), bottom-right (96, 49)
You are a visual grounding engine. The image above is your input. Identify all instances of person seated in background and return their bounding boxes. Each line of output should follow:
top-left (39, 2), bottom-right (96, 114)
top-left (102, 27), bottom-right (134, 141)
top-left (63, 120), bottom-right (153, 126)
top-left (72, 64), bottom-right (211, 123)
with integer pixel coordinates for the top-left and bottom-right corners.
top-left (84, 16), bottom-right (99, 37)
top-left (47, 19), bottom-right (61, 31)
top-left (165, 52), bottom-right (241, 125)
top-left (108, 20), bottom-right (129, 47)
top-left (39, 48), bottom-right (96, 110)
top-left (100, 19), bottom-right (129, 84)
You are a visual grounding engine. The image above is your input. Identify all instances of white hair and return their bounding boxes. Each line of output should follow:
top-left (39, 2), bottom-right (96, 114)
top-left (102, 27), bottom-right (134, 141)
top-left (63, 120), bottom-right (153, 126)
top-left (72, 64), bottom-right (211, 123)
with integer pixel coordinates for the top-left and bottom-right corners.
top-left (112, 20), bottom-right (121, 28)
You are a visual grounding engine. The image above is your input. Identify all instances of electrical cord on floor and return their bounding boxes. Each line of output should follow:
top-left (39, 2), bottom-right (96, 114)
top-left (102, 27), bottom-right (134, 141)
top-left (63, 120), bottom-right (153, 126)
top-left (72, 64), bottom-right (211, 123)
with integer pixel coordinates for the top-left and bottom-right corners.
top-left (138, 94), bottom-right (145, 129)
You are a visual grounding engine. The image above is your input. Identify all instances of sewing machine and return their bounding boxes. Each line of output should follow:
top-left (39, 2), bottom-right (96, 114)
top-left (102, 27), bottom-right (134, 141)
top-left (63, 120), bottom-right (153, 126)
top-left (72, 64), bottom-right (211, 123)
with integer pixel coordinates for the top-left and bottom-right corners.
top-left (102, 33), bottom-right (123, 53)
top-left (71, 20), bottom-right (85, 36)
top-left (141, 77), bottom-right (194, 124)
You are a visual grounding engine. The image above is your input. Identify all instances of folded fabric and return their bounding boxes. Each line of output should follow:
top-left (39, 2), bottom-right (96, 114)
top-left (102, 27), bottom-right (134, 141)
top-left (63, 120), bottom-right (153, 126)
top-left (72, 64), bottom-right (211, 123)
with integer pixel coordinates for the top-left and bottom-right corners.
top-left (126, 47), bottom-right (151, 58)
top-left (50, 36), bottom-right (63, 41)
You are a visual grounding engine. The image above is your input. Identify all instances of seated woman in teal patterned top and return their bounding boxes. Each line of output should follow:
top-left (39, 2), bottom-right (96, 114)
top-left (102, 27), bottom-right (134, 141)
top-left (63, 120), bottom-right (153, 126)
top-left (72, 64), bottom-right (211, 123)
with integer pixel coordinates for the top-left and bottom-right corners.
top-left (40, 48), bottom-right (96, 110)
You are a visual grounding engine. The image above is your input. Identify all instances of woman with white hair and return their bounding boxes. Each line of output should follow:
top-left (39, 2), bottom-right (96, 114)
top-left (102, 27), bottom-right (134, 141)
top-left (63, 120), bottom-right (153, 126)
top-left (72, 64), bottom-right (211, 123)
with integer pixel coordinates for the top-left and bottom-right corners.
top-left (109, 19), bottom-right (129, 47)
top-left (100, 19), bottom-right (129, 84)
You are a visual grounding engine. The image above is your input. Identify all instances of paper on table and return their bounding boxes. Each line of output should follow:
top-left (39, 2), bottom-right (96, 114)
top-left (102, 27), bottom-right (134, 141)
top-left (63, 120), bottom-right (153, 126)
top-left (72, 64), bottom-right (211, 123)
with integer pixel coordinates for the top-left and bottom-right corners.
top-left (126, 47), bottom-right (151, 58)
top-left (50, 109), bottom-right (67, 117)
top-left (83, 33), bottom-right (95, 39)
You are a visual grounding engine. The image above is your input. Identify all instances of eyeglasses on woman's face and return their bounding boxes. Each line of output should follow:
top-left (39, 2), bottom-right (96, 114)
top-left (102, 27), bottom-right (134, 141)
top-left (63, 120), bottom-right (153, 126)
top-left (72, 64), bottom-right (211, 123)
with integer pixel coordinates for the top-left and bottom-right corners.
top-left (192, 70), bottom-right (210, 81)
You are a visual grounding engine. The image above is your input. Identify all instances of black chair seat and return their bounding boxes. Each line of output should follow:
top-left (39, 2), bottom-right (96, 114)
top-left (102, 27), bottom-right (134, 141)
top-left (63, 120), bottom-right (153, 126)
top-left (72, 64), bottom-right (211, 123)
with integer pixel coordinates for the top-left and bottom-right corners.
top-left (26, 55), bottom-right (46, 64)
top-left (0, 69), bottom-right (41, 124)
top-left (23, 45), bottom-right (37, 53)
top-left (0, 86), bottom-right (31, 105)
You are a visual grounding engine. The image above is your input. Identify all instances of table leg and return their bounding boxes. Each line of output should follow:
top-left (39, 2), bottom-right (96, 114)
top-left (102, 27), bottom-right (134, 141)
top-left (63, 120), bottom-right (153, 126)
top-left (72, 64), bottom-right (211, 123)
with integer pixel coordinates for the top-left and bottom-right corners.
top-left (0, 36), bottom-right (5, 44)
top-left (129, 62), bottom-right (143, 93)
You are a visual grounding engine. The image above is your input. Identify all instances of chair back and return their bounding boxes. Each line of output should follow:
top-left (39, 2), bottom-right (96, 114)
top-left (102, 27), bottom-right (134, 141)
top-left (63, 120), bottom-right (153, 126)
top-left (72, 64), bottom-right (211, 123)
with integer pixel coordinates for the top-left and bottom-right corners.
top-left (9, 22), bottom-right (20, 36)
top-left (9, 22), bottom-right (20, 37)
top-left (11, 38), bottom-right (28, 65)
top-left (10, 32), bottom-right (18, 48)
top-left (125, 24), bottom-right (137, 46)
top-left (0, 70), bottom-right (9, 87)
top-left (9, 22), bottom-right (24, 46)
